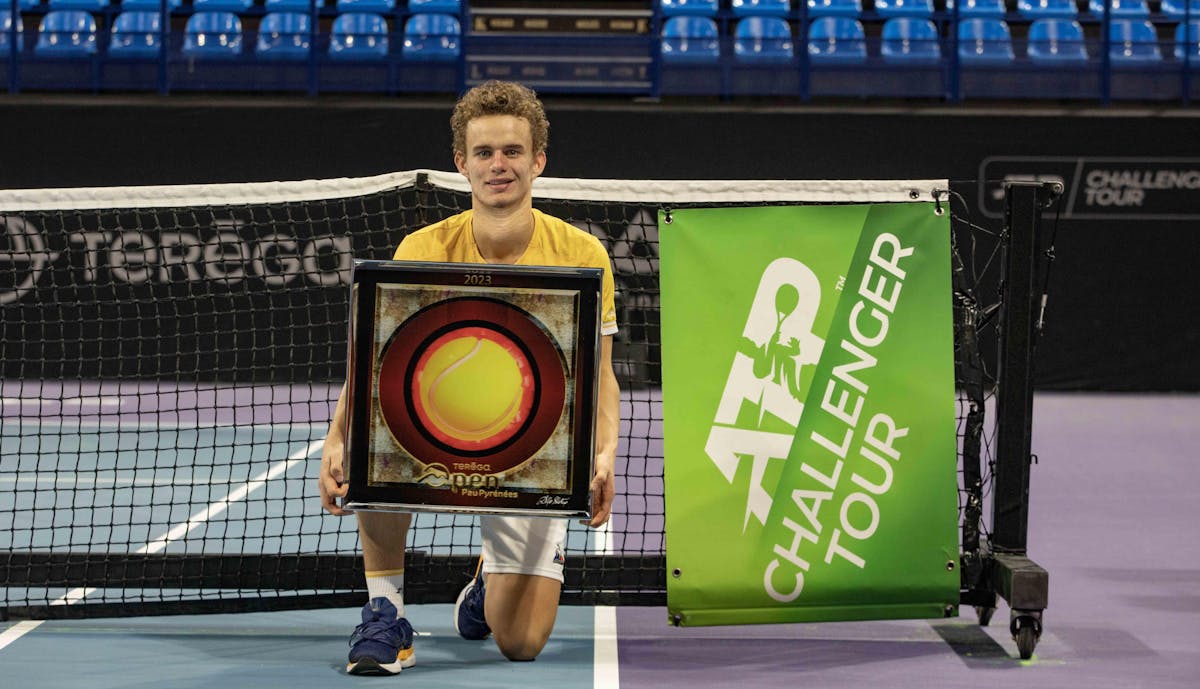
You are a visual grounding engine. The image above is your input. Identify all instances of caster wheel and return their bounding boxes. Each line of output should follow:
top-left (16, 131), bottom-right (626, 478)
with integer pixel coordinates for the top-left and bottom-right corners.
top-left (1011, 614), bottom-right (1042, 660)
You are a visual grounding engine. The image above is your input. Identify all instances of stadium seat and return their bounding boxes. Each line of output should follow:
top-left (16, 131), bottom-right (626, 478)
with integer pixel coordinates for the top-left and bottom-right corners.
top-left (807, 16), bottom-right (866, 63)
top-left (944, 0), bottom-right (1007, 17)
top-left (108, 11), bottom-right (162, 59)
top-left (1016, 0), bottom-right (1077, 18)
top-left (0, 10), bottom-right (22, 51)
top-left (807, 0), bottom-right (862, 16)
top-left (731, 0), bottom-right (790, 16)
top-left (193, 0), bottom-right (255, 12)
top-left (1026, 18), bottom-right (1088, 62)
top-left (957, 17), bottom-right (1014, 64)
top-left (256, 11), bottom-right (311, 60)
top-left (873, 0), bottom-right (934, 17)
top-left (1176, 20), bottom-right (1200, 62)
top-left (402, 12), bottom-right (459, 61)
top-left (1087, 0), bottom-right (1150, 17)
top-left (1109, 18), bottom-right (1161, 62)
top-left (659, 0), bottom-right (719, 16)
top-left (408, 0), bottom-right (461, 12)
top-left (329, 12), bottom-right (389, 60)
top-left (34, 10), bottom-right (97, 56)
top-left (47, 0), bottom-right (108, 11)
top-left (120, 0), bottom-right (183, 11)
top-left (660, 15), bottom-right (720, 61)
top-left (733, 15), bottom-right (793, 62)
top-left (264, 0), bottom-right (325, 10)
top-left (182, 11), bottom-right (243, 59)
top-left (335, 0), bottom-right (395, 13)
top-left (9, 0), bottom-right (40, 9)
top-left (880, 17), bottom-right (941, 63)
top-left (1162, 0), bottom-right (1200, 18)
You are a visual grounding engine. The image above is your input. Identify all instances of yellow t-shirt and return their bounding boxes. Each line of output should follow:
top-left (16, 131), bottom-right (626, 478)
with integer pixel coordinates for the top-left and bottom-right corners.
top-left (393, 208), bottom-right (618, 336)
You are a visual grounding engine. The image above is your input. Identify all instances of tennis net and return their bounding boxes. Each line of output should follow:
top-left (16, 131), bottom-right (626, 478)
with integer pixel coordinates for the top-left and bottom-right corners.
top-left (0, 172), bottom-right (1005, 619)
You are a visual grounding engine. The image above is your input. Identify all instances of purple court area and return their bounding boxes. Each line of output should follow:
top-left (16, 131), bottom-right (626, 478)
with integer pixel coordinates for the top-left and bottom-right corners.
top-left (0, 380), bottom-right (340, 426)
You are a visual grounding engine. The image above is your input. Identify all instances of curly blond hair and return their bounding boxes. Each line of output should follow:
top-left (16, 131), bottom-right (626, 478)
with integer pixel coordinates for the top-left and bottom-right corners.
top-left (451, 81), bottom-right (549, 156)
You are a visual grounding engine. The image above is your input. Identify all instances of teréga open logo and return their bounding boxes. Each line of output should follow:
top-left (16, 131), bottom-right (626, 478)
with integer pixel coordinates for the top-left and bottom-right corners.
top-left (0, 216), bottom-right (57, 306)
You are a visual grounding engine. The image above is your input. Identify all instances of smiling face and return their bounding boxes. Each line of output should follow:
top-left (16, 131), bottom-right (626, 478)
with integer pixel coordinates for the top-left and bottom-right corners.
top-left (454, 114), bottom-right (547, 212)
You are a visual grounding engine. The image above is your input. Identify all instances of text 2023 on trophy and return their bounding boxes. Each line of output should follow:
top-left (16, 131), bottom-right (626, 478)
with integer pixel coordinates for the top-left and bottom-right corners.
top-left (343, 261), bottom-right (601, 518)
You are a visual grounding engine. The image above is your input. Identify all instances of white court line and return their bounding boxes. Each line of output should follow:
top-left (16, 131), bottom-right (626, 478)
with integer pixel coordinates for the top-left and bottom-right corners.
top-left (593, 518), bottom-right (620, 689)
top-left (0, 438), bottom-right (325, 652)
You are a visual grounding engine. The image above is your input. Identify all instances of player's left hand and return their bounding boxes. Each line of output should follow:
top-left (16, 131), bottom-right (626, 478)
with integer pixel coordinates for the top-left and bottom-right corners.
top-left (584, 454), bottom-right (615, 528)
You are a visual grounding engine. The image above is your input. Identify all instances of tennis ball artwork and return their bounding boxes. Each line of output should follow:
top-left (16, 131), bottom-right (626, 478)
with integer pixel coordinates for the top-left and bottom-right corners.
top-left (413, 327), bottom-right (534, 450)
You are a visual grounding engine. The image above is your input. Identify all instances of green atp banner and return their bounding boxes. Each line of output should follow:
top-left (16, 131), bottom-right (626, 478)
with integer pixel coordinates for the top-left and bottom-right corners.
top-left (661, 204), bottom-right (959, 626)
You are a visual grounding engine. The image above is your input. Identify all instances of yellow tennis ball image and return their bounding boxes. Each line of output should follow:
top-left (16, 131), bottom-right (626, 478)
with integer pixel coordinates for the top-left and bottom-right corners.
top-left (413, 327), bottom-right (534, 450)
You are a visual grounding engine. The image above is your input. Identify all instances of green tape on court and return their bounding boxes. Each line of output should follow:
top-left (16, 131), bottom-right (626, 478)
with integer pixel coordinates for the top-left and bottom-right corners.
top-left (661, 204), bottom-right (959, 626)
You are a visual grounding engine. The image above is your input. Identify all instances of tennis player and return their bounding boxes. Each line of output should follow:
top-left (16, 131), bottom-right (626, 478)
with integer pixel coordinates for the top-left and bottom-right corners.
top-left (318, 80), bottom-right (620, 676)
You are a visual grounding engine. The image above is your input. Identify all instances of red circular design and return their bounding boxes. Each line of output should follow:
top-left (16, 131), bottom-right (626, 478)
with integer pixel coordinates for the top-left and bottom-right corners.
top-left (376, 297), bottom-right (567, 475)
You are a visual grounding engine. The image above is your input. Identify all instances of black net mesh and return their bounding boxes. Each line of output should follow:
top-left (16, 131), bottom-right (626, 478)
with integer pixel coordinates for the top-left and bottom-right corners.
top-left (0, 175), bottom-right (998, 619)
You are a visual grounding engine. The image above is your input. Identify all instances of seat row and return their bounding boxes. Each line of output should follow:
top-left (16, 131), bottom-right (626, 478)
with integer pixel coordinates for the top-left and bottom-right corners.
top-left (2, 0), bottom-right (459, 12)
top-left (660, 0), bottom-right (1200, 17)
top-left (0, 9), bottom-right (461, 60)
top-left (662, 14), bottom-right (1200, 62)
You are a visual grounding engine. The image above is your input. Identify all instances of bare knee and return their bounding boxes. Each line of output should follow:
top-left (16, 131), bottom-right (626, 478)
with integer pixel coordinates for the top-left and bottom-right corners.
top-left (494, 628), bottom-right (551, 661)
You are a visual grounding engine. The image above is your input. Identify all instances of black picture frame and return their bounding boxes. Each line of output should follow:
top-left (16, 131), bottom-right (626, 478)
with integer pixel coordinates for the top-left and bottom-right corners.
top-left (343, 260), bottom-right (601, 518)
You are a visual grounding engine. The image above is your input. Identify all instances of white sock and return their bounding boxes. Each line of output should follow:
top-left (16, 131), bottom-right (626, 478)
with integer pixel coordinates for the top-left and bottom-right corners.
top-left (365, 569), bottom-right (406, 618)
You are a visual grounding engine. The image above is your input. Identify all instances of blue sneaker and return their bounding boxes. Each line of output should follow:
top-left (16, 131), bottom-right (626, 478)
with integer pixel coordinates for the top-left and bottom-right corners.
top-left (347, 598), bottom-right (415, 675)
top-left (454, 559), bottom-right (491, 640)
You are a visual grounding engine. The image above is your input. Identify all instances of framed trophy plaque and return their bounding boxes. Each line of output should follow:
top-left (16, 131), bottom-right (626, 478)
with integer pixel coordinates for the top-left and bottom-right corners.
top-left (343, 260), bottom-right (602, 518)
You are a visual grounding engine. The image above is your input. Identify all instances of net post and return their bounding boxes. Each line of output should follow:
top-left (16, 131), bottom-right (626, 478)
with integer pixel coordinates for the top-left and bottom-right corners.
top-left (987, 181), bottom-right (1056, 650)
top-left (992, 180), bottom-right (1056, 554)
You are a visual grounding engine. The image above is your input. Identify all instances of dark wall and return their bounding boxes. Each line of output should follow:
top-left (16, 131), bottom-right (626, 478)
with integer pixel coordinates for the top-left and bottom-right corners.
top-left (2, 96), bottom-right (1197, 391)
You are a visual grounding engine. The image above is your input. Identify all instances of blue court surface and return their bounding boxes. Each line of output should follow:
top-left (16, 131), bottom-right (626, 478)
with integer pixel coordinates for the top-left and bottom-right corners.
top-left (2, 393), bottom-right (1198, 689)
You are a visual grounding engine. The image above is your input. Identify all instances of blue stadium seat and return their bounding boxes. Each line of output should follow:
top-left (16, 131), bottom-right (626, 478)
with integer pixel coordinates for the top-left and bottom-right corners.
top-left (958, 17), bottom-right (1014, 64)
top-left (408, 0), bottom-right (461, 12)
top-left (0, 10), bottom-right (22, 51)
top-left (734, 15), bottom-right (793, 62)
top-left (193, 0), bottom-right (255, 12)
top-left (182, 11), bottom-right (243, 59)
top-left (109, 11), bottom-right (162, 59)
top-left (256, 11), bottom-right (311, 60)
top-left (1026, 18), bottom-right (1088, 62)
top-left (264, 0), bottom-right (324, 10)
top-left (47, 0), bottom-right (108, 11)
top-left (880, 17), bottom-right (941, 63)
top-left (402, 12), bottom-right (459, 61)
top-left (329, 12), bottom-right (389, 60)
top-left (120, 0), bottom-right (183, 11)
top-left (34, 10), bottom-right (97, 56)
top-left (1087, 0), bottom-right (1150, 17)
top-left (807, 0), bottom-right (862, 16)
top-left (1109, 19), bottom-right (1161, 62)
top-left (807, 16), bottom-right (866, 62)
top-left (659, 0), bottom-right (719, 16)
top-left (873, 0), bottom-right (934, 17)
top-left (944, 0), bottom-right (1007, 17)
top-left (9, 0), bottom-right (40, 9)
top-left (335, 0), bottom-right (395, 13)
top-left (1176, 20), bottom-right (1200, 62)
top-left (1162, 0), bottom-right (1200, 18)
top-left (1017, 0), bottom-right (1077, 18)
top-left (660, 15), bottom-right (720, 61)
top-left (731, 0), bottom-right (790, 16)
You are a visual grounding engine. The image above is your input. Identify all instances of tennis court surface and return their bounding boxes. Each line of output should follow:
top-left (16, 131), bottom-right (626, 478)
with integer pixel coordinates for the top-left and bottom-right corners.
top-left (2, 392), bottom-right (1197, 689)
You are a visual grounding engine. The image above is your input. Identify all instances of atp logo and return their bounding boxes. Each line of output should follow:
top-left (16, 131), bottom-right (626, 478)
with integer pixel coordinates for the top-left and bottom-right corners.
top-left (705, 258), bottom-right (826, 531)
top-left (0, 216), bottom-right (57, 306)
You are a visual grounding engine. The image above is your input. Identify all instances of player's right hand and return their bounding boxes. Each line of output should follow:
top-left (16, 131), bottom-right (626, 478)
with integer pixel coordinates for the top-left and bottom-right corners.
top-left (318, 438), bottom-right (352, 516)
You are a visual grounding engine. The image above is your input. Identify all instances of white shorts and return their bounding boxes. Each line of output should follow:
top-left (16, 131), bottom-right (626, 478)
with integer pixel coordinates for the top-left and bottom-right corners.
top-left (480, 515), bottom-right (568, 582)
